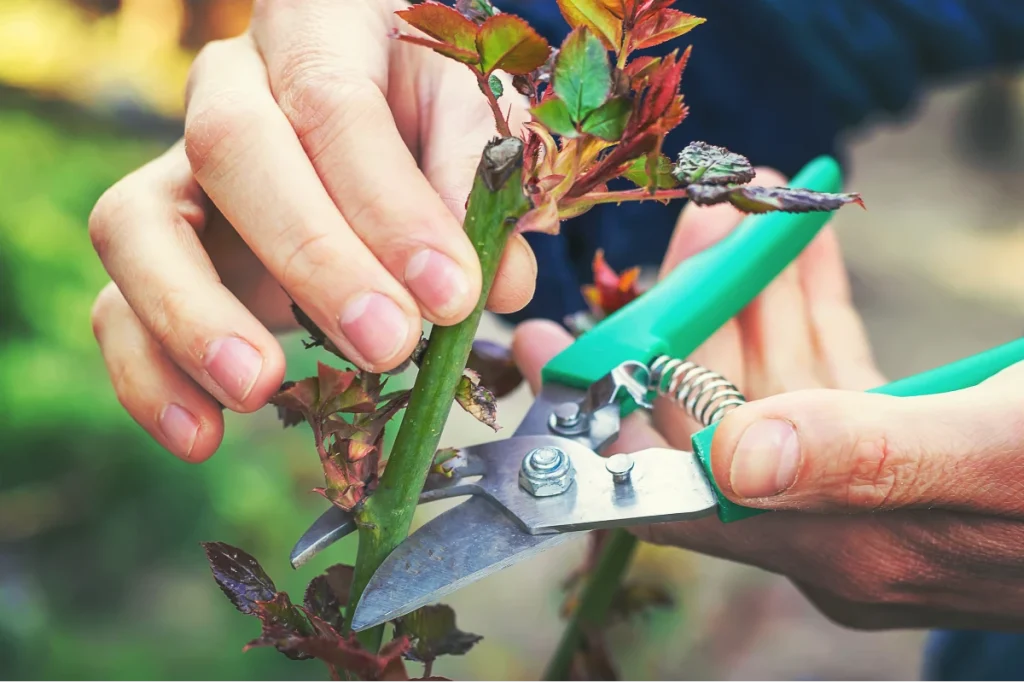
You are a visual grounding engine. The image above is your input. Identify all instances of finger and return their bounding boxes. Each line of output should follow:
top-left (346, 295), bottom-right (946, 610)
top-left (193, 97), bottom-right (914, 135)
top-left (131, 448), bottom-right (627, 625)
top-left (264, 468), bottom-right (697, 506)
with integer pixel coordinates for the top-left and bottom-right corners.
top-left (708, 371), bottom-right (1024, 516)
top-left (92, 283), bottom-right (224, 462)
top-left (512, 319), bottom-right (574, 394)
top-left (250, 0), bottom-right (484, 326)
top-left (413, 65), bottom-right (537, 314)
top-left (734, 168), bottom-right (823, 397)
top-left (89, 142), bottom-right (287, 412)
top-left (183, 37), bottom-right (421, 372)
top-left (797, 227), bottom-right (887, 391)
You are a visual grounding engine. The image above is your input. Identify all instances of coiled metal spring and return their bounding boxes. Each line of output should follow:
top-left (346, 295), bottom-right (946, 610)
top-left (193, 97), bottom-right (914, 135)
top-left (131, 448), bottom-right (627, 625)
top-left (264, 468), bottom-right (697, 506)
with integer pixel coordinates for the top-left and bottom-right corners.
top-left (648, 356), bottom-right (746, 427)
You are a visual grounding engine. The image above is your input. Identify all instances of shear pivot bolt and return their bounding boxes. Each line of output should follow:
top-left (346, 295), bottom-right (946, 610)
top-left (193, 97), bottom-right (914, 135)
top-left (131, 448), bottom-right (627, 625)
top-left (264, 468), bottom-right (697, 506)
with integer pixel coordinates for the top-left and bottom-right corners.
top-left (553, 403), bottom-right (581, 428)
top-left (605, 453), bottom-right (634, 484)
top-left (520, 447), bottom-right (575, 497)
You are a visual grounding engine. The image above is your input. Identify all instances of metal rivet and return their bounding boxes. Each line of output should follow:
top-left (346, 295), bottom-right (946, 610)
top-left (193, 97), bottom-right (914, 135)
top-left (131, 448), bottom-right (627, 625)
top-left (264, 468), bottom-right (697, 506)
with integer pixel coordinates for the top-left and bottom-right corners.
top-left (553, 402), bottom-right (581, 428)
top-left (605, 453), bottom-right (634, 484)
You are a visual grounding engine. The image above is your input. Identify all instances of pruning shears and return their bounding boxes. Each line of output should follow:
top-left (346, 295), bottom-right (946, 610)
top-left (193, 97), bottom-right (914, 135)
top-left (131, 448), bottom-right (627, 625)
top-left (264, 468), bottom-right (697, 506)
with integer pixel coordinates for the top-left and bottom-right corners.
top-left (288, 156), bottom-right (1024, 632)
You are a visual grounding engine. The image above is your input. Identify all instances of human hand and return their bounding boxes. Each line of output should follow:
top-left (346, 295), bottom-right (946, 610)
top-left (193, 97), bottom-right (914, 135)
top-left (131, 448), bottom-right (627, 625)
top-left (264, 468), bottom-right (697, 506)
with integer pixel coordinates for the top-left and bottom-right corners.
top-left (513, 169), bottom-right (1024, 630)
top-left (89, 0), bottom-right (536, 462)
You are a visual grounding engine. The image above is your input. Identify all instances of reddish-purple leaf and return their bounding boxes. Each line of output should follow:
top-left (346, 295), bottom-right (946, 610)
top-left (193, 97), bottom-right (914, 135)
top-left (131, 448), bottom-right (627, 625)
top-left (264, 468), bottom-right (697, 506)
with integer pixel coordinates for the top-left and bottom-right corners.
top-left (687, 183), bottom-right (866, 214)
top-left (629, 9), bottom-right (705, 51)
top-left (202, 542), bottom-right (279, 616)
top-left (303, 564), bottom-right (354, 632)
top-left (270, 378), bottom-right (319, 428)
top-left (394, 604), bottom-right (483, 665)
top-left (582, 250), bottom-right (643, 317)
top-left (467, 340), bottom-right (523, 398)
top-left (454, 369), bottom-right (499, 431)
top-left (555, 0), bottom-right (621, 50)
top-left (246, 628), bottom-right (410, 680)
top-left (395, 2), bottom-right (480, 59)
top-left (477, 14), bottom-right (550, 75)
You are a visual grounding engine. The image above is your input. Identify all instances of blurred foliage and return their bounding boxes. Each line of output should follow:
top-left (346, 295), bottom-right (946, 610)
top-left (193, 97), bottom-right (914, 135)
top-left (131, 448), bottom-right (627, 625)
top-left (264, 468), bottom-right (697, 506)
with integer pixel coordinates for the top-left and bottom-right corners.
top-left (0, 90), bottom-right (364, 679)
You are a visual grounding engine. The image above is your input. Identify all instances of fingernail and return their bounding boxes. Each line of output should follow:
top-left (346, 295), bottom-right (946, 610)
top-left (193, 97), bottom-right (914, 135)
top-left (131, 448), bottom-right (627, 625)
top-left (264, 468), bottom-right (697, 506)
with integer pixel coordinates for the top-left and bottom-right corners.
top-left (340, 292), bottom-right (410, 366)
top-left (404, 249), bottom-right (471, 318)
top-left (160, 403), bottom-right (199, 458)
top-left (729, 419), bottom-right (801, 499)
top-left (204, 337), bottom-right (263, 402)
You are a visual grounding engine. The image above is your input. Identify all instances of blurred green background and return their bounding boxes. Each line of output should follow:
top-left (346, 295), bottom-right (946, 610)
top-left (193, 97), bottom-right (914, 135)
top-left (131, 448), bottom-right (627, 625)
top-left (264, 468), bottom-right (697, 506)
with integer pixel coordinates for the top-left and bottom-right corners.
top-left (2, 0), bottom-right (1023, 680)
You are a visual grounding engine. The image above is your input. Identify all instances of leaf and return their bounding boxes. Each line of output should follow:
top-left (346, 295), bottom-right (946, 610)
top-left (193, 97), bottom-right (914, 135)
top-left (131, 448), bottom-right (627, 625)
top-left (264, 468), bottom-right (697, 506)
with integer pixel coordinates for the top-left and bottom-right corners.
top-left (303, 564), bottom-right (354, 631)
top-left (202, 542), bottom-right (278, 615)
top-left (629, 9), bottom-right (705, 51)
top-left (622, 153), bottom-right (677, 190)
top-left (672, 141), bottom-right (755, 186)
top-left (395, 605), bottom-right (483, 664)
top-left (467, 340), bottom-right (523, 398)
top-left (530, 97), bottom-right (577, 138)
top-left (390, 29), bottom-right (481, 65)
top-left (582, 250), bottom-right (643, 317)
top-left (429, 447), bottom-right (460, 478)
top-left (455, 0), bottom-right (497, 23)
top-left (270, 379), bottom-right (317, 428)
top-left (454, 369), bottom-right (499, 431)
top-left (686, 183), bottom-right (866, 214)
top-left (554, 27), bottom-right (612, 124)
top-left (477, 14), bottom-right (550, 75)
top-left (516, 197), bottom-right (561, 235)
top-left (555, 0), bottom-right (622, 51)
top-left (630, 46), bottom-right (690, 135)
top-left (487, 73), bottom-right (503, 98)
top-left (396, 3), bottom-right (480, 60)
top-left (291, 302), bottom-right (348, 360)
top-left (246, 628), bottom-right (411, 680)
top-left (579, 96), bottom-right (631, 141)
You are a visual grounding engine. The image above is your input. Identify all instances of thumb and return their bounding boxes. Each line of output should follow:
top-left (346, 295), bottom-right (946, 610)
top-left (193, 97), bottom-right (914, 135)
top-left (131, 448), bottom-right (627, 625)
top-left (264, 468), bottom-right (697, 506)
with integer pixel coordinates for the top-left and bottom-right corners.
top-left (710, 365), bottom-right (1024, 516)
top-left (511, 319), bottom-right (576, 394)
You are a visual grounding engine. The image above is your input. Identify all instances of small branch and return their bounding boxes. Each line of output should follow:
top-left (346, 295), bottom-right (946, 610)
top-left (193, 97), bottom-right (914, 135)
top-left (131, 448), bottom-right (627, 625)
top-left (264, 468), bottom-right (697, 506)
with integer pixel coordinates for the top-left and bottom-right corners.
top-left (544, 531), bottom-right (638, 680)
top-left (346, 138), bottom-right (531, 647)
top-left (479, 73), bottom-right (513, 137)
top-left (563, 187), bottom-right (689, 208)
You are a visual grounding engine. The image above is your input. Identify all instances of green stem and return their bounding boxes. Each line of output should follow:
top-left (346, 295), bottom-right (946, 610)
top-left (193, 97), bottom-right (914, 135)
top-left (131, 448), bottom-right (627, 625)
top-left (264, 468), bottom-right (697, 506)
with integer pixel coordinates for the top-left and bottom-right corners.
top-left (346, 137), bottom-right (532, 647)
top-left (544, 530), bottom-right (638, 680)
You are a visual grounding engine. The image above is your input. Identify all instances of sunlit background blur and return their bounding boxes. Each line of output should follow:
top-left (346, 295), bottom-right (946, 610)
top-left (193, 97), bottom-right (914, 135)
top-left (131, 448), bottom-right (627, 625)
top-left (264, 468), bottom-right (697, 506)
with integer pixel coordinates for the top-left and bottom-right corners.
top-left (1, 0), bottom-right (1022, 680)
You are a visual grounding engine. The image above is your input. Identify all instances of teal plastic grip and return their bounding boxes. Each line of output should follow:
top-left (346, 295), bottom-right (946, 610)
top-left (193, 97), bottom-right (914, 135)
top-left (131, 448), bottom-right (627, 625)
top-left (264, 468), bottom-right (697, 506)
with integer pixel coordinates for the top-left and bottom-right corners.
top-left (693, 337), bottom-right (1024, 523)
top-left (542, 156), bottom-right (843, 391)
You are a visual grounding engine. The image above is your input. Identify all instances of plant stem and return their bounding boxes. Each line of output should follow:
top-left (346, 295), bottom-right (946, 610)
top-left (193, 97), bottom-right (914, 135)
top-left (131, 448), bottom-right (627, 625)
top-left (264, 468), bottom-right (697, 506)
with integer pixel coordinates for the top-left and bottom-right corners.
top-left (543, 530), bottom-right (638, 680)
top-left (346, 137), bottom-right (531, 647)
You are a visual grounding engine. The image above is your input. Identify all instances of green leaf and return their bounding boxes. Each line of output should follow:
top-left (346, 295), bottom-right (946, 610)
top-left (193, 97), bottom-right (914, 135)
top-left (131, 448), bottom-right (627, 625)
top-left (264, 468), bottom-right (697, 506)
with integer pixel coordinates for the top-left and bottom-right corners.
top-left (394, 604), bottom-right (483, 664)
top-left (396, 3), bottom-right (479, 57)
top-left (553, 27), bottom-right (611, 124)
top-left (579, 96), bottom-right (631, 141)
top-left (673, 141), bottom-right (756, 186)
top-left (623, 154), bottom-right (678, 189)
top-left (687, 184), bottom-right (866, 214)
top-left (455, 0), bottom-right (497, 23)
top-left (488, 74), bottom-right (504, 98)
top-left (477, 15), bottom-right (550, 75)
top-left (530, 97), bottom-right (577, 137)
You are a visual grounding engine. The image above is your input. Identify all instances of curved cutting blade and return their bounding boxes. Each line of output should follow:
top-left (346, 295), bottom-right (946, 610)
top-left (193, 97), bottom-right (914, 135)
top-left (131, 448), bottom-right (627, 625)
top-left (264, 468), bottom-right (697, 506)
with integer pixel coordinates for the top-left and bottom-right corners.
top-left (349, 495), bottom-right (583, 631)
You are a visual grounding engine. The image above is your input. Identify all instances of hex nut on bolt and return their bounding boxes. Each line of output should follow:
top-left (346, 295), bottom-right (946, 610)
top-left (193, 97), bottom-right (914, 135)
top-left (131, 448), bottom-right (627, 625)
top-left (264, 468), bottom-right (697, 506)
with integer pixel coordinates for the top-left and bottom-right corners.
top-left (519, 446), bottom-right (575, 497)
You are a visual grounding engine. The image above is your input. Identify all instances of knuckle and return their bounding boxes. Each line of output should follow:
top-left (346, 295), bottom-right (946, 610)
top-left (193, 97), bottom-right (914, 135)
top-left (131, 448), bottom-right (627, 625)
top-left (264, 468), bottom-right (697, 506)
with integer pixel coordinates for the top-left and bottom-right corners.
top-left (832, 435), bottom-right (927, 511)
top-left (90, 283), bottom-right (122, 342)
top-left (273, 53), bottom-right (387, 159)
top-left (89, 183), bottom-right (131, 260)
top-left (184, 89), bottom-right (258, 179)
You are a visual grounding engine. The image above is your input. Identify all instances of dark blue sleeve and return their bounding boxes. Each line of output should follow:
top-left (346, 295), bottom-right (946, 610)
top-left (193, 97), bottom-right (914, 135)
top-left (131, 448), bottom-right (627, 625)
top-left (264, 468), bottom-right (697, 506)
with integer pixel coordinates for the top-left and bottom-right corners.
top-left (924, 630), bottom-right (1024, 681)
top-left (494, 0), bottom-right (1024, 329)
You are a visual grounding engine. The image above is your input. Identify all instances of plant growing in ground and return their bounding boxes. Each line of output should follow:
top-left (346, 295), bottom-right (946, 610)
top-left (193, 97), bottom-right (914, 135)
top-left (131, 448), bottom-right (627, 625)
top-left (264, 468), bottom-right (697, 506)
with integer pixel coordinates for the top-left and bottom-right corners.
top-left (202, 0), bottom-right (862, 679)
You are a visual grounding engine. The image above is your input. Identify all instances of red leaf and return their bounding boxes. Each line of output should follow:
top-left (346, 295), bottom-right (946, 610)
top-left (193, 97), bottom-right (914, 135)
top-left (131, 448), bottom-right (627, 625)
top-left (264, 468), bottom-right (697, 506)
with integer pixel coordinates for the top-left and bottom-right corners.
top-left (629, 9), bottom-right (705, 51)
top-left (389, 30), bottom-right (481, 65)
top-left (630, 46), bottom-right (690, 135)
top-left (582, 250), bottom-right (643, 317)
top-left (396, 2), bottom-right (480, 58)
top-left (517, 197), bottom-right (561, 235)
top-left (477, 14), bottom-right (550, 75)
top-left (555, 0), bottom-right (622, 51)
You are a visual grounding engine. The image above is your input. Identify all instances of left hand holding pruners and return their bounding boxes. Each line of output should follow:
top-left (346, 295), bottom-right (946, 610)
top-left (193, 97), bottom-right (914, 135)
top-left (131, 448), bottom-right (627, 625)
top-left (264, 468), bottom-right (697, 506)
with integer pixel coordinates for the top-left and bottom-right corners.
top-left (514, 168), bottom-right (1024, 631)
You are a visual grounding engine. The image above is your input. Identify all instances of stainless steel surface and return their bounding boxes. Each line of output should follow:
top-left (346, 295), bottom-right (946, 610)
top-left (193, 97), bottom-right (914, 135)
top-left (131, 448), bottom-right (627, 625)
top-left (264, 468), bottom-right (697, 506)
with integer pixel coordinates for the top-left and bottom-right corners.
top-left (350, 496), bottom-right (583, 631)
top-left (649, 356), bottom-right (746, 426)
top-left (288, 449), bottom-right (487, 568)
top-left (518, 446), bottom-right (575, 497)
top-left (605, 452), bottom-right (635, 484)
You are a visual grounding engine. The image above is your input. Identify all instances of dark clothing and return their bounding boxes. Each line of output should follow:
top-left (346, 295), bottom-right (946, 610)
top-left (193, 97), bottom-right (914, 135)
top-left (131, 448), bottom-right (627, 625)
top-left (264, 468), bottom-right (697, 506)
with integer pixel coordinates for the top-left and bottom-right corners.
top-left (495, 1), bottom-right (1024, 679)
